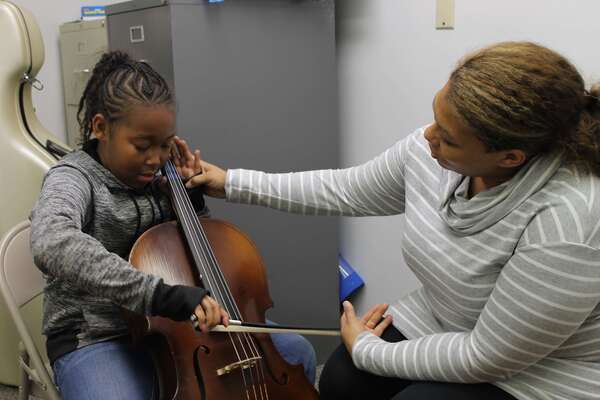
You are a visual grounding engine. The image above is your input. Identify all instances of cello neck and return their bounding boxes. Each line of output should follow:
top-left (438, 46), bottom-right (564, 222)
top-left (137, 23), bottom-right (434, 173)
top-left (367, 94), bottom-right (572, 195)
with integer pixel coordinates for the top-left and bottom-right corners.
top-left (163, 160), bottom-right (242, 320)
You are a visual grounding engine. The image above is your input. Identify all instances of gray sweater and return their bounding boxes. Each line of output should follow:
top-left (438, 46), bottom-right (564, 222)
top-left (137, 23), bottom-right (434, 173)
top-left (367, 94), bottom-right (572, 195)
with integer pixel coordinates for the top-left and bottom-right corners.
top-left (225, 127), bottom-right (600, 400)
top-left (30, 140), bottom-right (208, 362)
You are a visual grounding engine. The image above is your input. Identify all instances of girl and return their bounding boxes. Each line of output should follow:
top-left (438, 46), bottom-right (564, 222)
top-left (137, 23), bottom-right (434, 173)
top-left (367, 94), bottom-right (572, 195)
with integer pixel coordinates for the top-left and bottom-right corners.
top-left (30, 51), bottom-right (315, 400)
top-left (189, 42), bottom-right (600, 400)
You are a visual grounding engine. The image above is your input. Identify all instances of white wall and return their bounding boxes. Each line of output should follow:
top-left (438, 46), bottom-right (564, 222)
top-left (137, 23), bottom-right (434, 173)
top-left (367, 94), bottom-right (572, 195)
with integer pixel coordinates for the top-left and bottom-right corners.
top-left (11, 0), bottom-right (121, 143)
top-left (336, 0), bottom-right (600, 313)
top-left (10, 0), bottom-right (600, 314)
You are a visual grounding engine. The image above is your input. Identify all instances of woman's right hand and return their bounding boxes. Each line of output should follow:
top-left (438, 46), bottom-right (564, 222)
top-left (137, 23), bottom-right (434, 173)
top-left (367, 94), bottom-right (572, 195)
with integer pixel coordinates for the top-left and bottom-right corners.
top-left (184, 159), bottom-right (227, 199)
top-left (194, 295), bottom-right (230, 333)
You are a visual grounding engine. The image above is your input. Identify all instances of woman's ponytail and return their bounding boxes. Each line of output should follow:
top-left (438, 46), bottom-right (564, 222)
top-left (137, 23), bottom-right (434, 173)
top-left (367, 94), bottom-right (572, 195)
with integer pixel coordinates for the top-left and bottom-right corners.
top-left (565, 84), bottom-right (600, 176)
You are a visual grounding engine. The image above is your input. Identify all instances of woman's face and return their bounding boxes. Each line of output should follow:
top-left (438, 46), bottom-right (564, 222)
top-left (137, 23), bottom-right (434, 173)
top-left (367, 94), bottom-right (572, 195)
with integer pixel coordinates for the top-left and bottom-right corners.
top-left (424, 81), bottom-right (523, 180)
top-left (93, 105), bottom-right (176, 189)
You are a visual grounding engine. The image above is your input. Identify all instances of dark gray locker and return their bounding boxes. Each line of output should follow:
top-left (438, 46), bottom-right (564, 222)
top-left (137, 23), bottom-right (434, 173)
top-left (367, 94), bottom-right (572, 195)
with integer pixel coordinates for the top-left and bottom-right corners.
top-left (106, 0), bottom-right (339, 362)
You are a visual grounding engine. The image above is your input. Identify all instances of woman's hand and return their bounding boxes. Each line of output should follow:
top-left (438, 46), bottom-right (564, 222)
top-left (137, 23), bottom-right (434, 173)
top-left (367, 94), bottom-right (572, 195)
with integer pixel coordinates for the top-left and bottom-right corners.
top-left (158, 136), bottom-right (203, 193)
top-left (165, 136), bottom-right (227, 198)
top-left (340, 301), bottom-right (393, 354)
top-left (193, 295), bottom-right (230, 333)
top-left (171, 136), bottom-right (203, 180)
top-left (183, 157), bottom-right (227, 199)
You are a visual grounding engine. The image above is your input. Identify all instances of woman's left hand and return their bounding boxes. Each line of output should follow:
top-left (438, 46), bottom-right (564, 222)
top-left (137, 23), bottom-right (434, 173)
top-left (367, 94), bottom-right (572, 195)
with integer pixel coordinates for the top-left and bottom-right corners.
top-left (171, 136), bottom-right (204, 180)
top-left (341, 301), bottom-right (393, 354)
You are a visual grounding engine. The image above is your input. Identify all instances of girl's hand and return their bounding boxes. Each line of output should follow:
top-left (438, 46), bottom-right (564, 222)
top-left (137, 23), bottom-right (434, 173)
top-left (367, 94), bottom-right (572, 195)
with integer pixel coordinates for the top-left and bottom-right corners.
top-left (340, 301), bottom-right (393, 354)
top-left (193, 295), bottom-right (230, 333)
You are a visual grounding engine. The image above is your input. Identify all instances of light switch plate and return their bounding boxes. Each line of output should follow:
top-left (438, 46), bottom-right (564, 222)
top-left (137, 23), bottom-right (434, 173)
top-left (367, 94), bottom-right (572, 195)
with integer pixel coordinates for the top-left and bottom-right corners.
top-left (436, 0), bottom-right (455, 29)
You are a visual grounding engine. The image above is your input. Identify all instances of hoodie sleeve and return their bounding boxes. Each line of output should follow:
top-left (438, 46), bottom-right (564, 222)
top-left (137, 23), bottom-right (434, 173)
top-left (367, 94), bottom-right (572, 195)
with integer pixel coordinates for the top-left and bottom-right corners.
top-left (30, 166), bottom-right (206, 318)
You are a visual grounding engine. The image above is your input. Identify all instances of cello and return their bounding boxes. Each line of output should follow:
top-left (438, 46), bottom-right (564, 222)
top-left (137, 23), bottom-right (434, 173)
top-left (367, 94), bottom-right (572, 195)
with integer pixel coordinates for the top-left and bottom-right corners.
top-left (128, 159), bottom-right (329, 399)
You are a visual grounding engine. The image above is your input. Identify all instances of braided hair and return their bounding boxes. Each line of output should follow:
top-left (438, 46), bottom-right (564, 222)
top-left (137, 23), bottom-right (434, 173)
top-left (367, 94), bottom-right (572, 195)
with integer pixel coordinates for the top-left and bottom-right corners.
top-left (77, 51), bottom-right (174, 147)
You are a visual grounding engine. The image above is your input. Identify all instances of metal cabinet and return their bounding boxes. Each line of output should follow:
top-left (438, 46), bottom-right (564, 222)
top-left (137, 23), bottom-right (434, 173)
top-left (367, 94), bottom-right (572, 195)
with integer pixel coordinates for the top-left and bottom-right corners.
top-left (59, 19), bottom-right (108, 147)
top-left (106, 0), bottom-right (339, 361)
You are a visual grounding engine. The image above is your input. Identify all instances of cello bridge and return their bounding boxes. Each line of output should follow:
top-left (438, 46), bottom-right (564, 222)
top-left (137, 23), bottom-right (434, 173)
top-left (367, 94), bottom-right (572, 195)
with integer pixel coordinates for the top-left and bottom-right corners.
top-left (216, 356), bottom-right (262, 376)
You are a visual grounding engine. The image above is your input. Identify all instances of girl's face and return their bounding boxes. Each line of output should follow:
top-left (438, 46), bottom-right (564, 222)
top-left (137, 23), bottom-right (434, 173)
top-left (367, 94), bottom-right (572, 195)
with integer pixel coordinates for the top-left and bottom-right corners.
top-left (93, 105), bottom-right (176, 189)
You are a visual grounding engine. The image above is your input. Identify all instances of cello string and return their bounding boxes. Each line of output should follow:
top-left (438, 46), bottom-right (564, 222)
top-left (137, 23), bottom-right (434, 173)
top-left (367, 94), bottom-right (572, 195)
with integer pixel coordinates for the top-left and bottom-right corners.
top-left (170, 165), bottom-right (270, 398)
top-left (175, 199), bottom-right (268, 396)
top-left (166, 163), bottom-right (262, 399)
top-left (166, 163), bottom-right (256, 330)
top-left (165, 162), bottom-right (261, 397)
top-left (165, 162), bottom-right (240, 317)
top-left (231, 331), bottom-right (254, 400)
top-left (169, 173), bottom-right (265, 400)
top-left (165, 162), bottom-right (267, 398)
top-left (165, 163), bottom-right (268, 392)
top-left (168, 165), bottom-right (265, 400)
top-left (166, 162), bottom-right (248, 325)
top-left (165, 162), bottom-right (227, 309)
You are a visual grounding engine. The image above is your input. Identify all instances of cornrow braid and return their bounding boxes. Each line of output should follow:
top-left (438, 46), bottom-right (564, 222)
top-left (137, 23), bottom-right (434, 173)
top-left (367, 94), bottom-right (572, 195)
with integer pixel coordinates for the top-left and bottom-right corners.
top-left (77, 51), bottom-right (174, 147)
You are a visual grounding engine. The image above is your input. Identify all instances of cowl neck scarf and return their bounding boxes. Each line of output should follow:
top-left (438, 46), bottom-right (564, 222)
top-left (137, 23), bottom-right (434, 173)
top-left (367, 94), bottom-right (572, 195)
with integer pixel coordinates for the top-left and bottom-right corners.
top-left (438, 151), bottom-right (563, 235)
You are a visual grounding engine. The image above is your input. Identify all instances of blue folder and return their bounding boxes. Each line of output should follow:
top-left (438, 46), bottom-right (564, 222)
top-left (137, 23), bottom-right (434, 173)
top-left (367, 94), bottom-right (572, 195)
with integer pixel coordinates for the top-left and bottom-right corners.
top-left (338, 255), bottom-right (365, 302)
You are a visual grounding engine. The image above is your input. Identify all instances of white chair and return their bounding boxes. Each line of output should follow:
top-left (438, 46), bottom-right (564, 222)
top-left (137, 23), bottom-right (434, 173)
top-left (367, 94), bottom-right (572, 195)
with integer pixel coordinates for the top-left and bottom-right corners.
top-left (0, 220), bottom-right (61, 400)
top-left (0, 0), bottom-right (69, 386)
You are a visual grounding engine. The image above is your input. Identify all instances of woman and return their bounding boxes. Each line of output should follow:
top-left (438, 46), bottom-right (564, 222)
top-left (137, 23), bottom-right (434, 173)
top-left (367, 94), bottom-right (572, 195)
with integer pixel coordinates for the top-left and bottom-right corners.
top-left (188, 42), bottom-right (600, 400)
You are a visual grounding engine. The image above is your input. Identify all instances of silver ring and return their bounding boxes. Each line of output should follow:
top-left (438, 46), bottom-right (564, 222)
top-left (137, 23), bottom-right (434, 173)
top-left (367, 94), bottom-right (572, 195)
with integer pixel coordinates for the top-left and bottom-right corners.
top-left (190, 314), bottom-right (198, 322)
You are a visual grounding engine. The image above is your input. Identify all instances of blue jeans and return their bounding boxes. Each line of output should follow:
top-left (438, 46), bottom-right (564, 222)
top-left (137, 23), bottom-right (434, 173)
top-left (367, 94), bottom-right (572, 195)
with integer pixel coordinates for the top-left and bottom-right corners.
top-left (53, 322), bottom-right (316, 400)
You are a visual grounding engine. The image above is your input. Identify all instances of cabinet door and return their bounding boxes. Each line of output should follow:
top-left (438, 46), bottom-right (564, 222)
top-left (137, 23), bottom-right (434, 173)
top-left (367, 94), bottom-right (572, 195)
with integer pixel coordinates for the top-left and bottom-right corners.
top-left (106, 6), bottom-right (175, 87)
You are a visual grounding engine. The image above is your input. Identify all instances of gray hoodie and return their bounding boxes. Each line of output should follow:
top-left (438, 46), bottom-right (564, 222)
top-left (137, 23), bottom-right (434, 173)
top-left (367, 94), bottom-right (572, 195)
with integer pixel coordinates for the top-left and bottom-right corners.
top-left (30, 140), bottom-right (207, 362)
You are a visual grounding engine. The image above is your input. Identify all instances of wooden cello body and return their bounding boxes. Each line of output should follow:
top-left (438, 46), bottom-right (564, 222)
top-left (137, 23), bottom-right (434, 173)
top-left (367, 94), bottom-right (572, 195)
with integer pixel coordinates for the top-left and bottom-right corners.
top-left (129, 162), bottom-right (320, 399)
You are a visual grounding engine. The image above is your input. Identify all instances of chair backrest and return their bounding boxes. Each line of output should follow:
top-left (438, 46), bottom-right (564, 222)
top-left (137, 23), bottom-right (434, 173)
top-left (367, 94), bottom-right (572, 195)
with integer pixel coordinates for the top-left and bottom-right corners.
top-left (0, 0), bottom-right (62, 149)
top-left (0, 220), bottom-right (60, 399)
top-left (0, 0), bottom-right (67, 237)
